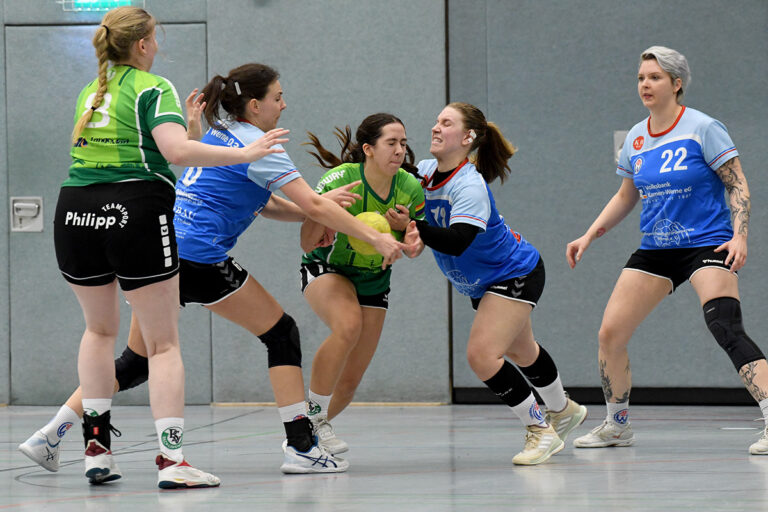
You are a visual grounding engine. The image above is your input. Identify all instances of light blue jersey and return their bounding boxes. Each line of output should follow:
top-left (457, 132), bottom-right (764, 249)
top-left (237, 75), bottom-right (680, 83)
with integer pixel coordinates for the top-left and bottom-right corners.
top-left (174, 121), bottom-right (300, 263)
top-left (617, 106), bottom-right (737, 249)
top-left (417, 158), bottom-right (540, 299)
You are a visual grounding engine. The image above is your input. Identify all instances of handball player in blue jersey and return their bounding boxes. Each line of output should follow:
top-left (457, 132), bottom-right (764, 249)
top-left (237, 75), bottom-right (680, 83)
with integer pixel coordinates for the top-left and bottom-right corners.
top-left (408, 102), bottom-right (587, 465)
top-left (567, 46), bottom-right (768, 453)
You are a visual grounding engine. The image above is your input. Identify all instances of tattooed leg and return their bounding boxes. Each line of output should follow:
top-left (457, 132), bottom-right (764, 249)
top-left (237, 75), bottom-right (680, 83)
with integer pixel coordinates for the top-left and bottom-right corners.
top-left (739, 360), bottom-right (768, 403)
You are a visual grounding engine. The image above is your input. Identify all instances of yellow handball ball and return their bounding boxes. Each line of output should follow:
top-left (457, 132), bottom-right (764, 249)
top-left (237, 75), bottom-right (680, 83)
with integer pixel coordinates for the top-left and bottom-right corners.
top-left (348, 211), bottom-right (391, 256)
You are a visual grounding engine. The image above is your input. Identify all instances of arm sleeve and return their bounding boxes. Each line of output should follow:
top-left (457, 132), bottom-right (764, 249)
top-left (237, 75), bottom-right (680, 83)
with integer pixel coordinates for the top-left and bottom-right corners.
top-left (415, 219), bottom-right (479, 256)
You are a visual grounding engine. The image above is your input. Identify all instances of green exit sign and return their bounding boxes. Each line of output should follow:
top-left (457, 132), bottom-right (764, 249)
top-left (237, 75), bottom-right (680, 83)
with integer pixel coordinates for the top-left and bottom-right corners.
top-left (58, 1), bottom-right (143, 12)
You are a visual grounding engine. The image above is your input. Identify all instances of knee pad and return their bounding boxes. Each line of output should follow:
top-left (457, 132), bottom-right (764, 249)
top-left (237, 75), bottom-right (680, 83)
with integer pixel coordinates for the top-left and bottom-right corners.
top-left (258, 313), bottom-right (302, 368)
top-left (114, 346), bottom-right (149, 391)
top-left (704, 297), bottom-right (764, 370)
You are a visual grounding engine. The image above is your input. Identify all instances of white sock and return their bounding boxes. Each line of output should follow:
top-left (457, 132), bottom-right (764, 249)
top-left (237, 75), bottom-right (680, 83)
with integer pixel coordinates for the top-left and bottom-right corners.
top-left (82, 398), bottom-right (111, 418)
top-left (41, 405), bottom-right (80, 440)
top-left (155, 417), bottom-right (184, 463)
top-left (759, 398), bottom-right (768, 426)
top-left (510, 393), bottom-right (548, 427)
top-left (607, 402), bottom-right (630, 426)
top-left (534, 376), bottom-right (568, 412)
top-left (307, 390), bottom-right (332, 419)
top-left (279, 401), bottom-right (308, 423)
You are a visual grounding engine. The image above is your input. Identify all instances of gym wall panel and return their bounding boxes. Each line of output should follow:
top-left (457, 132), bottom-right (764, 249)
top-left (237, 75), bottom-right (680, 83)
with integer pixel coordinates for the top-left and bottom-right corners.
top-left (449, 0), bottom-right (768, 389)
top-left (0, 0), bottom-right (8, 404)
top-left (205, 0), bottom-right (450, 402)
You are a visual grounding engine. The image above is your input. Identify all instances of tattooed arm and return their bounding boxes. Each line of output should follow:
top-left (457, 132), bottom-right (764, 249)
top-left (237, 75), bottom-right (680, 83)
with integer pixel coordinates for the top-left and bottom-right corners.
top-left (714, 156), bottom-right (750, 272)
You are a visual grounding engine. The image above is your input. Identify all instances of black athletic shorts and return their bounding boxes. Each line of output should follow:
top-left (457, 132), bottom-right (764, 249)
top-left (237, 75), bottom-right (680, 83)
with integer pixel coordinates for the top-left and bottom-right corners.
top-left (54, 180), bottom-right (178, 291)
top-left (471, 256), bottom-right (545, 310)
top-left (624, 245), bottom-right (734, 291)
top-left (300, 261), bottom-right (390, 309)
top-left (179, 257), bottom-right (249, 306)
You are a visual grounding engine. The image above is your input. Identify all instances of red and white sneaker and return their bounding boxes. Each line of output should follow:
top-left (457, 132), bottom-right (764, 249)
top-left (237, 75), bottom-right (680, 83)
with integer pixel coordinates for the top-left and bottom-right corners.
top-left (156, 454), bottom-right (221, 489)
top-left (84, 440), bottom-right (122, 484)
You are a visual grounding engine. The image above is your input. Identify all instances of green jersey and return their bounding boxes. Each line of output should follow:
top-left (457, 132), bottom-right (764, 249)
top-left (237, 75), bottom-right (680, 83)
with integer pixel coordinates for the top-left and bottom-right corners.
top-left (303, 162), bottom-right (426, 273)
top-left (66, 65), bottom-right (185, 188)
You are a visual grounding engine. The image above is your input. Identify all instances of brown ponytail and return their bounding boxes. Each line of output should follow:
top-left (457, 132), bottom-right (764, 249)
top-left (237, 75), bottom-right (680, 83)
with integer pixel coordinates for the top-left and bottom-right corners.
top-left (447, 102), bottom-right (516, 184)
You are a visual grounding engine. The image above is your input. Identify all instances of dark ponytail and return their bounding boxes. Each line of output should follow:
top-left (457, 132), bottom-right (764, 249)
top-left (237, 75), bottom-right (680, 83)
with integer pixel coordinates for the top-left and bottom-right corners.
top-left (201, 63), bottom-right (279, 130)
top-left (304, 112), bottom-right (417, 176)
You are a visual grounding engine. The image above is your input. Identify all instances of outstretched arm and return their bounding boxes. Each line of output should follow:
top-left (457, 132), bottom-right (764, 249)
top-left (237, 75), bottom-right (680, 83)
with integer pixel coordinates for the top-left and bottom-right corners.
top-left (714, 156), bottom-right (750, 271)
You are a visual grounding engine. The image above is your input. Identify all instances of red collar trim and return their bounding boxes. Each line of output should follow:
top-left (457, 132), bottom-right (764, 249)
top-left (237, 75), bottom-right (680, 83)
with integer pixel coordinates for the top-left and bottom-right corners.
top-left (236, 117), bottom-right (258, 128)
top-left (426, 158), bottom-right (469, 191)
top-left (647, 105), bottom-right (685, 137)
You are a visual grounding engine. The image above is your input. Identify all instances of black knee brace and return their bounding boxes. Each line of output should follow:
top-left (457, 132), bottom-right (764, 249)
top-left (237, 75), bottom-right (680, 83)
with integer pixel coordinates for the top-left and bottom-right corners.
top-left (114, 346), bottom-right (149, 391)
top-left (703, 297), bottom-right (765, 370)
top-left (258, 313), bottom-right (302, 368)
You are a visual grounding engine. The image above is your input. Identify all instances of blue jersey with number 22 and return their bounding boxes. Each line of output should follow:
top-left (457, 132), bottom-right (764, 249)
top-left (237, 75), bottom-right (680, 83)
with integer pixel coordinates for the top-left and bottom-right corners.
top-left (617, 106), bottom-right (737, 250)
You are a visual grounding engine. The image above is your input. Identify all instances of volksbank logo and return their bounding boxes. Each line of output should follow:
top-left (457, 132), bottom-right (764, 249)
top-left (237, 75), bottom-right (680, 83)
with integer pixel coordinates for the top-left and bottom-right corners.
top-left (65, 203), bottom-right (128, 229)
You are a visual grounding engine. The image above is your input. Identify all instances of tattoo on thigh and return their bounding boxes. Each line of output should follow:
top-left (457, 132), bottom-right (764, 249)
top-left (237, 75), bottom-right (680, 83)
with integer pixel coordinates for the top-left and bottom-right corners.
top-left (739, 362), bottom-right (768, 402)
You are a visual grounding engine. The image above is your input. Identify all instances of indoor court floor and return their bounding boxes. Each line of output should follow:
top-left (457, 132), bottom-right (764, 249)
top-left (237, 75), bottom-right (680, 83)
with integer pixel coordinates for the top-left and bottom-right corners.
top-left (1, 404), bottom-right (765, 511)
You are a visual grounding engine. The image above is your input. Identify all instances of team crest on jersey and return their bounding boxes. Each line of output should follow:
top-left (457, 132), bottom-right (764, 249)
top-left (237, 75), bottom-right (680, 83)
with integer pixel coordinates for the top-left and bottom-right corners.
top-left (633, 136), bottom-right (644, 150)
top-left (633, 156), bottom-right (644, 174)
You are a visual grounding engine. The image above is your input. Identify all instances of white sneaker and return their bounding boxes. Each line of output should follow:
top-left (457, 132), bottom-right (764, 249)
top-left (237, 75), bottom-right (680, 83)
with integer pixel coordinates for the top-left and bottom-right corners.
top-left (84, 440), bottom-right (122, 484)
top-left (546, 398), bottom-right (588, 443)
top-left (156, 454), bottom-right (221, 489)
top-left (280, 438), bottom-right (349, 474)
top-left (512, 424), bottom-right (564, 465)
top-left (19, 430), bottom-right (61, 472)
top-left (312, 418), bottom-right (349, 455)
top-left (750, 425), bottom-right (768, 455)
top-left (573, 420), bottom-right (634, 448)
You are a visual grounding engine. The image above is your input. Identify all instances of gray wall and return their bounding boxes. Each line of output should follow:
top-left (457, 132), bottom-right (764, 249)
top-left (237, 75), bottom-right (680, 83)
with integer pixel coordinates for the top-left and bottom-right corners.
top-left (0, 1), bottom-right (7, 404)
top-left (1, 0), bottom-right (765, 405)
top-left (449, 0), bottom-right (768, 388)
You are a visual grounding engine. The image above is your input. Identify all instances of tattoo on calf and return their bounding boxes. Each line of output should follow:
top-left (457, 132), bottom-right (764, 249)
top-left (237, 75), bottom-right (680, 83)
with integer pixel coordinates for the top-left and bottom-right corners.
top-left (739, 361), bottom-right (768, 402)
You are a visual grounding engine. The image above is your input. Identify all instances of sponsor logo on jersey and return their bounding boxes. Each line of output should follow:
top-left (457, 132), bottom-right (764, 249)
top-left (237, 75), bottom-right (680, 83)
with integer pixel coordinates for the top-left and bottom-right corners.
top-left (638, 188), bottom-right (647, 199)
top-left (57, 422), bottom-right (74, 438)
top-left (613, 409), bottom-right (629, 425)
top-left (633, 136), bottom-right (644, 150)
top-left (633, 156), bottom-right (644, 174)
top-left (89, 137), bottom-right (129, 145)
top-left (73, 137), bottom-right (88, 148)
top-left (509, 227), bottom-right (522, 242)
top-left (315, 169), bottom-right (348, 191)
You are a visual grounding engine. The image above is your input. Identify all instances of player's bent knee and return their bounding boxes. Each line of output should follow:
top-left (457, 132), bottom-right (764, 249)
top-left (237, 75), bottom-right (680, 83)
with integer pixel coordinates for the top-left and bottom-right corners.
top-left (704, 297), bottom-right (764, 370)
top-left (258, 313), bottom-right (302, 368)
top-left (115, 346), bottom-right (149, 391)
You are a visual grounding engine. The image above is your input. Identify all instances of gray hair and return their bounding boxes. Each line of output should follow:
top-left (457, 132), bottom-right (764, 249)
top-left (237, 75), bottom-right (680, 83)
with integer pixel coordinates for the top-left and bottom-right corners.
top-left (640, 46), bottom-right (691, 102)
